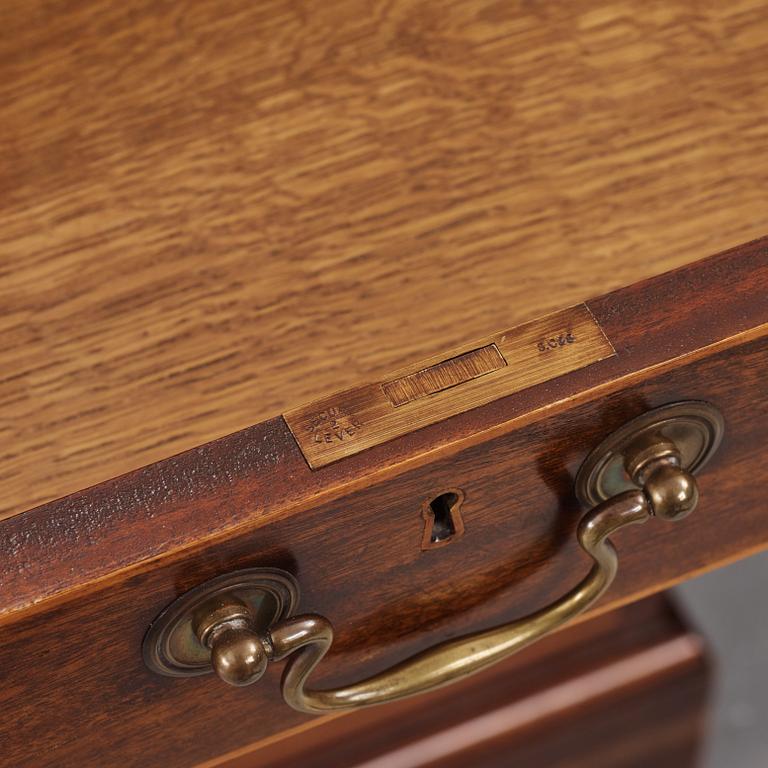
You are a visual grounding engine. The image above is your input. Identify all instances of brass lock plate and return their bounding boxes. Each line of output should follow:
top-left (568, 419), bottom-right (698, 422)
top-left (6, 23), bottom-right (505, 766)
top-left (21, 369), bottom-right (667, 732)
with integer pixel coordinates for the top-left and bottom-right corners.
top-left (285, 304), bottom-right (615, 468)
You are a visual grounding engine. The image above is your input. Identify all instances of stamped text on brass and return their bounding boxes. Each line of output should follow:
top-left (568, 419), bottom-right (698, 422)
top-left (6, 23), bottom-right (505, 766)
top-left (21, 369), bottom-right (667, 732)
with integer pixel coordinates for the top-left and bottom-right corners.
top-left (285, 304), bottom-right (615, 467)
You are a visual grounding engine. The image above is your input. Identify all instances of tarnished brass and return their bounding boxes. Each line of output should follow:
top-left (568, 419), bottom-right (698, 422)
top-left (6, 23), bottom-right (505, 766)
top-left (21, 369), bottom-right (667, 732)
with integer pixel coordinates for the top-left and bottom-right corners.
top-left (144, 401), bottom-right (723, 713)
top-left (574, 400), bottom-right (723, 509)
top-left (142, 568), bottom-right (298, 678)
top-left (285, 304), bottom-right (614, 468)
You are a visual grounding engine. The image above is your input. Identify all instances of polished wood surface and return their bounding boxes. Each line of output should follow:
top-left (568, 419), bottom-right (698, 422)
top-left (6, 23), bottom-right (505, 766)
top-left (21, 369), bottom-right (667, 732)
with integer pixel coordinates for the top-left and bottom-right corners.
top-left (3, 0), bottom-right (768, 519)
top-left (0, 243), bottom-right (764, 767)
top-left (209, 595), bottom-right (708, 768)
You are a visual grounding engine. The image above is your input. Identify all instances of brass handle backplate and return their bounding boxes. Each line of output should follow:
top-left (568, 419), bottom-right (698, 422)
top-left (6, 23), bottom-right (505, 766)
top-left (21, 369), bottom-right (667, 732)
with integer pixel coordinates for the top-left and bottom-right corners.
top-left (143, 401), bottom-right (723, 714)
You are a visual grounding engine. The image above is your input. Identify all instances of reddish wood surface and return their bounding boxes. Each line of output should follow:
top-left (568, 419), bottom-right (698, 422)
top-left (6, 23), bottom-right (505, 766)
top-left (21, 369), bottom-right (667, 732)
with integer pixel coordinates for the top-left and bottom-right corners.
top-left (209, 595), bottom-right (708, 768)
top-left (0, 242), bottom-right (763, 767)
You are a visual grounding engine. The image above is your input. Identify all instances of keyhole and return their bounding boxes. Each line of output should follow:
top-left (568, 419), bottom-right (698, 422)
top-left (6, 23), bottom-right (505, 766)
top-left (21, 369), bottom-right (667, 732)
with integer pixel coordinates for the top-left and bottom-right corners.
top-left (421, 490), bottom-right (465, 549)
top-left (430, 493), bottom-right (457, 541)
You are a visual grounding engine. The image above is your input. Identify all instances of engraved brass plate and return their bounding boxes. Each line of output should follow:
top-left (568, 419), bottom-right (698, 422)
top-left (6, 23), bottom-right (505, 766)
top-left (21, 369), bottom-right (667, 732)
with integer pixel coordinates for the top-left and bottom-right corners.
top-left (285, 304), bottom-right (615, 467)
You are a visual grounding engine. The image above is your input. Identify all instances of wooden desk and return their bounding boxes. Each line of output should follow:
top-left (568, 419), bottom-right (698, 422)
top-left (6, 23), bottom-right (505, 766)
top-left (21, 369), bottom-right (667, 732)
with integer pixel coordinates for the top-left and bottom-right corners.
top-left (1, 2), bottom-right (767, 767)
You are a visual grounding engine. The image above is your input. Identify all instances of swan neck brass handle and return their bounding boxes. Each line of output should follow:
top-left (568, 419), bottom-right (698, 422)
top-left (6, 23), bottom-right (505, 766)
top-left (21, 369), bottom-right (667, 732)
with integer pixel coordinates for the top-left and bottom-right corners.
top-left (143, 402), bottom-right (723, 715)
top-left (267, 487), bottom-right (652, 713)
top-left (205, 451), bottom-right (700, 713)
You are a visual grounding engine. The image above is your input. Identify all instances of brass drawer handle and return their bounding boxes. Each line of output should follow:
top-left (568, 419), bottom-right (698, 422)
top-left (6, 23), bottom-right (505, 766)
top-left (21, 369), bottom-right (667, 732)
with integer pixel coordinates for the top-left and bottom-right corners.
top-left (144, 401), bottom-right (723, 713)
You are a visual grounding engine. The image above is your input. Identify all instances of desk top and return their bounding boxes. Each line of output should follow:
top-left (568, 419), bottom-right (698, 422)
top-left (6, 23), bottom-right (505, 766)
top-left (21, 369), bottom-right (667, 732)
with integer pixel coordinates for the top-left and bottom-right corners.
top-left (2, 0), bottom-right (767, 519)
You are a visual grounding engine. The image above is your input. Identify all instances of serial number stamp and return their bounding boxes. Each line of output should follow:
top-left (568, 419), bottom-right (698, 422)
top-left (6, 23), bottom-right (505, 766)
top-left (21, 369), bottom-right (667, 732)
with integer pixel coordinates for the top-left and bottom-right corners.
top-left (536, 331), bottom-right (576, 352)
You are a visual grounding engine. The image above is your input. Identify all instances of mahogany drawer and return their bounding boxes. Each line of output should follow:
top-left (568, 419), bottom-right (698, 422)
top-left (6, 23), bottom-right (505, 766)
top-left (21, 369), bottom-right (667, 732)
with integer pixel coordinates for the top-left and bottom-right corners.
top-left (5, 1), bottom-right (768, 764)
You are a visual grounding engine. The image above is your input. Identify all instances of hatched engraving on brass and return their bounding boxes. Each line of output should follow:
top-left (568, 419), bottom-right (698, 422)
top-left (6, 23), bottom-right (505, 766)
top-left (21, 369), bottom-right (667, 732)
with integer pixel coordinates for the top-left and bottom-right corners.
top-left (382, 344), bottom-right (506, 407)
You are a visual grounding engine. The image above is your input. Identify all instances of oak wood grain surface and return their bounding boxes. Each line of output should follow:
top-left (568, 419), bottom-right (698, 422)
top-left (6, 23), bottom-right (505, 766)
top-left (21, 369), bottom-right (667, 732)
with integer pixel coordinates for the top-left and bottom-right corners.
top-left (2, 0), bottom-right (768, 519)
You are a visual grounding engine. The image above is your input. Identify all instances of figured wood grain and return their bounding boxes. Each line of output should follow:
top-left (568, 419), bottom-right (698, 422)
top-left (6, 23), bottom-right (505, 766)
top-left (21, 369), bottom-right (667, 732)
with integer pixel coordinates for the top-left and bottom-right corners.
top-left (287, 304), bottom-right (613, 466)
top-left (2, 0), bottom-right (768, 518)
top-left (209, 595), bottom-right (708, 768)
top-left (0, 242), bottom-right (763, 767)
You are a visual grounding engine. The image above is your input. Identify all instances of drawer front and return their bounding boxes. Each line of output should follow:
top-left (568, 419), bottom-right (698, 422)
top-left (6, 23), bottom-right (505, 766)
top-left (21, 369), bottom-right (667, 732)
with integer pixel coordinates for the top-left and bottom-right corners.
top-left (0, 239), bottom-right (766, 766)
